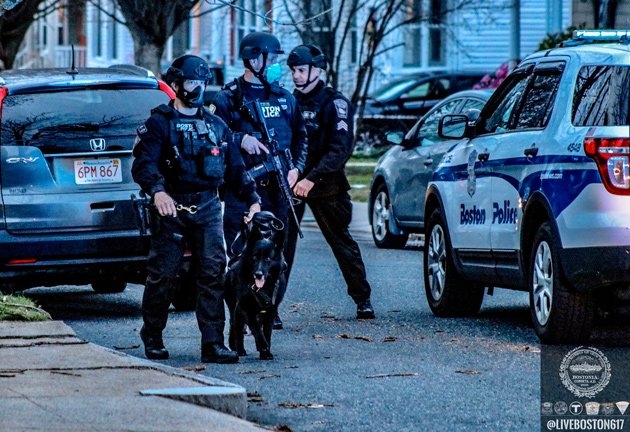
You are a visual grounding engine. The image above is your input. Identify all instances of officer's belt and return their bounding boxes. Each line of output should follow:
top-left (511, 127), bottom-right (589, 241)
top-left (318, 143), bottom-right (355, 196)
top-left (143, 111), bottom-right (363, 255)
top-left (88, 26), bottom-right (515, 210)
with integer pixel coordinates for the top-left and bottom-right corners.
top-left (170, 189), bottom-right (217, 205)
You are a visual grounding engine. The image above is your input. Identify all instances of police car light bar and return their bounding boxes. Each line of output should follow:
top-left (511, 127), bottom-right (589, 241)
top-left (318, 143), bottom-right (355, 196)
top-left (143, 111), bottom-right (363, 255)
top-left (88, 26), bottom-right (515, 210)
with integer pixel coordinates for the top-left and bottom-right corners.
top-left (573, 29), bottom-right (630, 41)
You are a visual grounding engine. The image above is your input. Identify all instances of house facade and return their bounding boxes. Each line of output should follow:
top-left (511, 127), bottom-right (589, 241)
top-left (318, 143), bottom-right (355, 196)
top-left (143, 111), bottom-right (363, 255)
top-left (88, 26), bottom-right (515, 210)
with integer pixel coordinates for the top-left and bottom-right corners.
top-left (16, 0), bottom-right (573, 96)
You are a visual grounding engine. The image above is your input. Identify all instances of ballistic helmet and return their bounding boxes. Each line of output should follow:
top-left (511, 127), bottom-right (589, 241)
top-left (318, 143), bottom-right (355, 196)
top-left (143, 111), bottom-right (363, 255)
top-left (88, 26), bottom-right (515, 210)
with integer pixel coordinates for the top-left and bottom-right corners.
top-left (164, 55), bottom-right (212, 85)
top-left (239, 32), bottom-right (284, 60)
top-left (287, 45), bottom-right (327, 69)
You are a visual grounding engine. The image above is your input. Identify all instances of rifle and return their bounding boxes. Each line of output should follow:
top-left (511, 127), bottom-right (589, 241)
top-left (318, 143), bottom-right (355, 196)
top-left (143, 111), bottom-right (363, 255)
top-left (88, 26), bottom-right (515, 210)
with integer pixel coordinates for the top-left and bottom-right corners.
top-left (130, 191), bottom-right (152, 236)
top-left (241, 100), bottom-right (303, 238)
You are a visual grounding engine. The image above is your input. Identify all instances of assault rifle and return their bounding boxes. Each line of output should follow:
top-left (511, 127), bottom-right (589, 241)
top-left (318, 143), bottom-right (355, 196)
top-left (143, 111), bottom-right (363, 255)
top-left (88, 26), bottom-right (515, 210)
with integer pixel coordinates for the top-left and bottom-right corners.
top-left (241, 100), bottom-right (303, 238)
top-left (130, 191), bottom-right (152, 236)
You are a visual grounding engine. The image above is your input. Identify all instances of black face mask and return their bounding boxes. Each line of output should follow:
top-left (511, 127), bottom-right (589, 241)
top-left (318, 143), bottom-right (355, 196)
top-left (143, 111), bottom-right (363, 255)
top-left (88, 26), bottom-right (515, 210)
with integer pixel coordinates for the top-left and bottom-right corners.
top-left (177, 84), bottom-right (204, 108)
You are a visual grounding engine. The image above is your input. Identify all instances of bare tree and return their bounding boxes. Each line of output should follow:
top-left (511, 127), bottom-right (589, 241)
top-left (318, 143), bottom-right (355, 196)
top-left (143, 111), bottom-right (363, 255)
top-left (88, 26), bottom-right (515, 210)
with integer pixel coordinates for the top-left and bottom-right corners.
top-left (112, 0), bottom-right (201, 74)
top-left (0, 0), bottom-right (50, 69)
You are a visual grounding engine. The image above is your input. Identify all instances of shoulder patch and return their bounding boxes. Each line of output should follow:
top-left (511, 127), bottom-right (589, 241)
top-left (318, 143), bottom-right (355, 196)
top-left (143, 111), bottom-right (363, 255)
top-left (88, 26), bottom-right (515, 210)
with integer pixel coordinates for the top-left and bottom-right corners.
top-left (137, 124), bottom-right (148, 135)
top-left (333, 99), bottom-right (348, 119)
top-left (336, 120), bottom-right (348, 131)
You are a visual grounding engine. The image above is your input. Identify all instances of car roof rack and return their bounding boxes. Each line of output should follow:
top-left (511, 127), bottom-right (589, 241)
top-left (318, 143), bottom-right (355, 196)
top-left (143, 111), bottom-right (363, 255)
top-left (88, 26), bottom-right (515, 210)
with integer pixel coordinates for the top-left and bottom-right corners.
top-left (563, 29), bottom-right (630, 47)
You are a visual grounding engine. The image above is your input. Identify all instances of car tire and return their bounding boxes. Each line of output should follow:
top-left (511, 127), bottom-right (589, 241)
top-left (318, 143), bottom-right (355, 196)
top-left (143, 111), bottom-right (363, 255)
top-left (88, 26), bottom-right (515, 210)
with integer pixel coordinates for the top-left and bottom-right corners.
top-left (424, 208), bottom-right (484, 316)
top-left (529, 222), bottom-right (594, 344)
top-left (91, 277), bottom-right (127, 294)
top-left (370, 184), bottom-right (409, 249)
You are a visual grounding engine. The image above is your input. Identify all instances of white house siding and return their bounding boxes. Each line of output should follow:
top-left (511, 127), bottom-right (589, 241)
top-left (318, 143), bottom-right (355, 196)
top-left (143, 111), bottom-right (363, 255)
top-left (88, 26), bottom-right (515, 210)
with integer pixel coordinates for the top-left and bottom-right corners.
top-left (449, 0), bottom-right (572, 73)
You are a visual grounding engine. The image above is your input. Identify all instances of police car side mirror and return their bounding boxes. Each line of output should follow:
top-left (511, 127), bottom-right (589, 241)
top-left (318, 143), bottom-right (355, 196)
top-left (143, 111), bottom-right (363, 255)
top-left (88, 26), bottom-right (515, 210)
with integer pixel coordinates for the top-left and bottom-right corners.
top-left (438, 114), bottom-right (468, 139)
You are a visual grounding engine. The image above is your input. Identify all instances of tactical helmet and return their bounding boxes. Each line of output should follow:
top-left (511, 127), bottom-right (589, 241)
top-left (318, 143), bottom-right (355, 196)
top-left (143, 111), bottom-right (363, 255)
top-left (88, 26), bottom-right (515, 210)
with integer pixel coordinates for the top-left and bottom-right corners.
top-left (164, 55), bottom-right (212, 85)
top-left (239, 32), bottom-right (284, 60)
top-left (287, 45), bottom-right (327, 69)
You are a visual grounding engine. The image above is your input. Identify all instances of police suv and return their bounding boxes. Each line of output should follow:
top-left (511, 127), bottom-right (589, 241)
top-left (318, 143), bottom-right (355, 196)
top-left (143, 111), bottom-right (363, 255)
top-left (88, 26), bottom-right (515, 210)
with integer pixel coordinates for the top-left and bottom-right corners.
top-left (424, 30), bottom-right (630, 343)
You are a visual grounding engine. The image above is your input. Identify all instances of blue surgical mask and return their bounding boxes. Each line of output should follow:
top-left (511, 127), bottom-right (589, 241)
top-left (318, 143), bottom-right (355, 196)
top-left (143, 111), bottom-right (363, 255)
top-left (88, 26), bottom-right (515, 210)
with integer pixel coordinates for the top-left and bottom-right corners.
top-left (265, 62), bottom-right (282, 83)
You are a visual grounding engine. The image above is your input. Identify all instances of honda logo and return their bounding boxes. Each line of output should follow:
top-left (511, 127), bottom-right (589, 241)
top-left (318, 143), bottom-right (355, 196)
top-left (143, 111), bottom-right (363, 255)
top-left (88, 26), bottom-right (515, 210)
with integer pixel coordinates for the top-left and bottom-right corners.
top-left (90, 138), bottom-right (106, 152)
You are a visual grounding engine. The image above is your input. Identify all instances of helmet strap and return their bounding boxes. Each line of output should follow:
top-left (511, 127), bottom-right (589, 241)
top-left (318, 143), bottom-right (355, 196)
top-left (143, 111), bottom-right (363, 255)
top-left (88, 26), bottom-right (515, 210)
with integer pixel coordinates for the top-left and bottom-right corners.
top-left (246, 52), bottom-right (272, 98)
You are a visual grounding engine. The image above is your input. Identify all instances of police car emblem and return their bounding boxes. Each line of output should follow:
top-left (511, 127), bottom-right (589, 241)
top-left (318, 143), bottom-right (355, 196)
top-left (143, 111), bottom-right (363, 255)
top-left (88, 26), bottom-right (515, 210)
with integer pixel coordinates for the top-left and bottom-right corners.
top-left (333, 99), bottom-right (348, 119)
top-left (559, 346), bottom-right (611, 398)
top-left (467, 150), bottom-right (477, 197)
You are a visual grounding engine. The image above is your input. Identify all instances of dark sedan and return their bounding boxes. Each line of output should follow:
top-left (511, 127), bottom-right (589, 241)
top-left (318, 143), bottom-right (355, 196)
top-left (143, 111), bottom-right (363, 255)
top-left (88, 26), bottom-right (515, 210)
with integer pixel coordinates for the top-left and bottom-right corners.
top-left (368, 89), bottom-right (493, 248)
top-left (355, 71), bottom-right (486, 153)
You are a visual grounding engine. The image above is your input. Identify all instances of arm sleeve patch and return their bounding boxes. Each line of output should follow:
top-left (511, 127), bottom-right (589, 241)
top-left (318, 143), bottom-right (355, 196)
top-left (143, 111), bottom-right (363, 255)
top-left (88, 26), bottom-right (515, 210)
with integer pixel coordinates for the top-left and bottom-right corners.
top-left (333, 99), bottom-right (349, 119)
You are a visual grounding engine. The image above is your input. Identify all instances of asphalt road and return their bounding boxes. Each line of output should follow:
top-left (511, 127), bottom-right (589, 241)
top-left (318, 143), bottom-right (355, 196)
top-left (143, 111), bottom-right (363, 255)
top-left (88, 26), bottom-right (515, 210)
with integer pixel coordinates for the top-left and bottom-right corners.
top-left (24, 222), bottom-right (545, 432)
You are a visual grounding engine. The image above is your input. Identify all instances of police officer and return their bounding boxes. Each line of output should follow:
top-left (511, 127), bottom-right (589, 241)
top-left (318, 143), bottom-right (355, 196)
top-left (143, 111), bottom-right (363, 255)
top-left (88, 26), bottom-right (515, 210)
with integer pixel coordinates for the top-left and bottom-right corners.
top-left (132, 55), bottom-right (261, 363)
top-left (211, 32), bottom-right (308, 329)
top-left (285, 45), bottom-right (375, 319)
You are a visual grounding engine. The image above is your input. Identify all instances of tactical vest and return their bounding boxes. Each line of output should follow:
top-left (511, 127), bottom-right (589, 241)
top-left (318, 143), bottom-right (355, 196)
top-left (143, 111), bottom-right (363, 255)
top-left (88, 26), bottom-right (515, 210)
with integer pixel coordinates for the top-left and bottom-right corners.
top-left (225, 78), bottom-right (295, 169)
top-left (153, 104), bottom-right (226, 188)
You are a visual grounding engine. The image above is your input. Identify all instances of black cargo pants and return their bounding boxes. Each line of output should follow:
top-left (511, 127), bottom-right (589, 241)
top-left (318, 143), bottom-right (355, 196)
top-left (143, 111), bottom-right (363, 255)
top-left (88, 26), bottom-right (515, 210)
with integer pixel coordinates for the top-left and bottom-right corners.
top-left (284, 191), bottom-right (371, 303)
top-left (142, 190), bottom-right (227, 346)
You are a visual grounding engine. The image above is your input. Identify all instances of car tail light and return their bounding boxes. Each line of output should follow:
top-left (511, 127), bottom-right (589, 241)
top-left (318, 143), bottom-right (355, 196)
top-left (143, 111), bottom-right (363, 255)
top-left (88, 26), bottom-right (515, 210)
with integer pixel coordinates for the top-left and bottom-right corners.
top-left (7, 259), bottom-right (37, 265)
top-left (584, 137), bottom-right (630, 194)
top-left (158, 80), bottom-right (175, 99)
top-left (0, 87), bottom-right (7, 120)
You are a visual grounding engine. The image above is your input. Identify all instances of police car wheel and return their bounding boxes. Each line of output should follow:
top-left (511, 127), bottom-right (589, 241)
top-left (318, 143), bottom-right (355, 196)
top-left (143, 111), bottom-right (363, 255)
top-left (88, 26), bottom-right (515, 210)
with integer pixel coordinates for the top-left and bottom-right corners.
top-left (423, 208), bottom-right (483, 316)
top-left (90, 277), bottom-right (127, 294)
top-left (370, 184), bottom-right (409, 249)
top-left (529, 223), bottom-right (595, 343)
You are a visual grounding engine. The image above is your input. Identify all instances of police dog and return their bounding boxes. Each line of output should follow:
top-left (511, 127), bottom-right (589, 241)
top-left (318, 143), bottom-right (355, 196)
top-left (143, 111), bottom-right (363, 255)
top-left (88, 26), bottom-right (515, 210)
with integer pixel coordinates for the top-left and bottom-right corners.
top-left (225, 211), bottom-right (286, 360)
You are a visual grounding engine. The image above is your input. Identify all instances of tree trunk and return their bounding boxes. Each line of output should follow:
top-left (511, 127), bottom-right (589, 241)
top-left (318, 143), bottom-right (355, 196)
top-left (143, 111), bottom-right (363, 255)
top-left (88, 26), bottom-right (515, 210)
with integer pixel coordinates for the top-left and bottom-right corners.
top-left (0, 0), bottom-right (45, 69)
top-left (132, 37), bottom-right (164, 75)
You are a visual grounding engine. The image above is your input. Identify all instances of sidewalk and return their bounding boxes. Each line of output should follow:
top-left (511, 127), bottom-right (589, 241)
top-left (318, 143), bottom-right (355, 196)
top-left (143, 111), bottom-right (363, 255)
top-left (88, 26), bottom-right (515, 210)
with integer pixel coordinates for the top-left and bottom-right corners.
top-left (0, 321), bottom-right (265, 432)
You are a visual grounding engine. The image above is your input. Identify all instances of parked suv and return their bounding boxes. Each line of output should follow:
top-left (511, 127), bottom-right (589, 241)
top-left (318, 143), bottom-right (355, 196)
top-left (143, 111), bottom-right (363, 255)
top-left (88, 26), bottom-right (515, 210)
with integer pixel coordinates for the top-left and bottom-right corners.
top-left (0, 66), bottom-right (173, 294)
top-left (423, 30), bottom-right (630, 343)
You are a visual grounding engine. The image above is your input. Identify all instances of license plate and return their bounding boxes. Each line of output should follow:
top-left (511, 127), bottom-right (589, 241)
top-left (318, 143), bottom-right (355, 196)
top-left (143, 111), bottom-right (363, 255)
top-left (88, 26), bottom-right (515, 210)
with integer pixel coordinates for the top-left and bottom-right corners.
top-left (74, 159), bottom-right (122, 184)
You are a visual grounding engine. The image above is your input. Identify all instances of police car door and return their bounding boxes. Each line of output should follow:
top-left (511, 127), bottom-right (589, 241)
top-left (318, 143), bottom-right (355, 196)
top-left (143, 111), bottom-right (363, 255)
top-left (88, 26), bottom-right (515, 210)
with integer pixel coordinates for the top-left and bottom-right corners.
top-left (487, 61), bottom-right (565, 280)
top-left (445, 69), bottom-right (534, 275)
top-left (394, 98), bottom-right (462, 223)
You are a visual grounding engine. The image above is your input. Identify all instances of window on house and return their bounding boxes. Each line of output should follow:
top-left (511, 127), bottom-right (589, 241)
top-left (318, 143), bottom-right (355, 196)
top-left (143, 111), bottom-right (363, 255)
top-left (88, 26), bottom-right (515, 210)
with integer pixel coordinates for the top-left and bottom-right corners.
top-left (235, 0), bottom-right (261, 63)
top-left (95, 0), bottom-right (102, 57)
top-left (403, 0), bottom-right (421, 67)
top-left (108, 4), bottom-right (118, 60)
top-left (428, 0), bottom-right (445, 66)
top-left (172, 16), bottom-right (191, 57)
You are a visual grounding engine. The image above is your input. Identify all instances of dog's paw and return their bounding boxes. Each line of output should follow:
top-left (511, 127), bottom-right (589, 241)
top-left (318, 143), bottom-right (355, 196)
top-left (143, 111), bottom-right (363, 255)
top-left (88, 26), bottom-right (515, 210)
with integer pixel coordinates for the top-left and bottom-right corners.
top-left (259, 350), bottom-right (274, 360)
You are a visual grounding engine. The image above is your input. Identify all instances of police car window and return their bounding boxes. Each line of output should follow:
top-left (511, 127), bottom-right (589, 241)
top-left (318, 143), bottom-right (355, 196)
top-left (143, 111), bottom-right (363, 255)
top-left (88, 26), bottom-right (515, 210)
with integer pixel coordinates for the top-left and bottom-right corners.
top-left (417, 99), bottom-right (461, 146)
top-left (481, 74), bottom-right (530, 134)
top-left (461, 98), bottom-right (485, 113)
top-left (514, 72), bottom-right (562, 129)
top-left (572, 65), bottom-right (630, 126)
top-left (1, 88), bottom-right (169, 153)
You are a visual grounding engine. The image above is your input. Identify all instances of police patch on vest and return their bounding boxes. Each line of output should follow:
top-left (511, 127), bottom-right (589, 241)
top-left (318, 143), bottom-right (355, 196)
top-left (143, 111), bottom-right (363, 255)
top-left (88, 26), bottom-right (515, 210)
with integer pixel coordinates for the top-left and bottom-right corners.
top-left (176, 123), bottom-right (195, 132)
top-left (336, 120), bottom-right (348, 131)
top-left (333, 99), bottom-right (348, 119)
top-left (259, 102), bottom-right (282, 118)
top-left (137, 124), bottom-right (148, 135)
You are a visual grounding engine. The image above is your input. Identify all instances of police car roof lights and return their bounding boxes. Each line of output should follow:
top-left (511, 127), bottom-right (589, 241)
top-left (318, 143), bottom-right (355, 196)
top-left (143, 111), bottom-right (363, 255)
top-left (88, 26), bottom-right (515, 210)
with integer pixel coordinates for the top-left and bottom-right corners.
top-left (572, 29), bottom-right (630, 44)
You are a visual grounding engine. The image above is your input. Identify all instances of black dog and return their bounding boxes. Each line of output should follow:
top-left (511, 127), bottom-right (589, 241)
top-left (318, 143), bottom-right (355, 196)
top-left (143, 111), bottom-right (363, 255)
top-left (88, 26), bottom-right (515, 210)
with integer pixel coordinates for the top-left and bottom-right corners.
top-left (225, 211), bottom-right (286, 360)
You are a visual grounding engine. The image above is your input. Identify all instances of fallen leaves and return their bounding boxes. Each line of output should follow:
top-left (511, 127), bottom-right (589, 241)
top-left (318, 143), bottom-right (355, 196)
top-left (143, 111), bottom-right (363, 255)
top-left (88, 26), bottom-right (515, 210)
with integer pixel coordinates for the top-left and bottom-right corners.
top-left (454, 369), bottom-right (481, 375)
top-left (382, 336), bottom-right (398, 343)
top-left (278, 402), bottom-right (334, 409)
top-left (257, 374), bottom-right (281, 380)
top-left (336, 333), bottom-right (372, 342)
top-left (113, 344), bottom-right (140, 351)
top-left (182, 365), bottom-right (206, 372)
top-left (365, 372), bottom-right (418, 379)
top-left (247, 391), bottom-right (265, 403)
top-left (289, 302), bottom-right (305, 313)
top-left (239, 369), bottom-right (266, 375)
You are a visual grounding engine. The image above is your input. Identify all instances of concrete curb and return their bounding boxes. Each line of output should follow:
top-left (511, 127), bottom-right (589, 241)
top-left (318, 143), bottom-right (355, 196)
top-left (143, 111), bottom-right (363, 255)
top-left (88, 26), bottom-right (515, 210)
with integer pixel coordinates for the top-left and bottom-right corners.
top-left (94, 342), bottom-right (248, 418)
